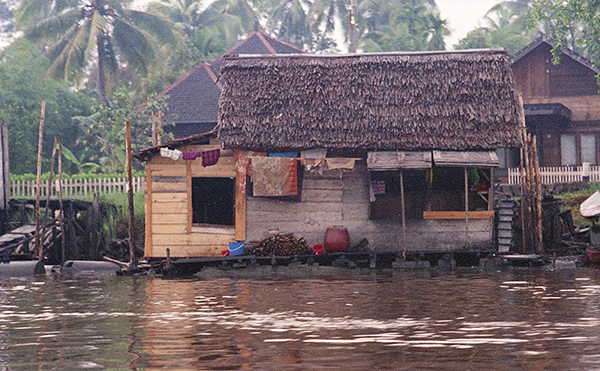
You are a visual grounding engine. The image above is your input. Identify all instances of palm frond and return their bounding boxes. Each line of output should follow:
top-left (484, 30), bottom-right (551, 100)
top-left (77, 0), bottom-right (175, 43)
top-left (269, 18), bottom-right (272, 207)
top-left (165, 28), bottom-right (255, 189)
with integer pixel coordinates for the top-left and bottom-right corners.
top-left (24, 8), bottom-right (81, 42)
top-left (124, 10), bottom-right (179, 45)
top-left (111, 17), bottom-right (156, 75)
top-left (15, 0), bottom-right (78, 30)
top-left (84, 10), bottom-right (108, 62)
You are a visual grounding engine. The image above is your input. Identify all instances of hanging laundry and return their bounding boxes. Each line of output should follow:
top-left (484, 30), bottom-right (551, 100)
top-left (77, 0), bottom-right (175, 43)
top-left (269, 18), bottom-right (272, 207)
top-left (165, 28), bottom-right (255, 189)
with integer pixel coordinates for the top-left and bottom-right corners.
top-left (201, 149), bottom-right (220, 167)
top-left (182, 151), bottom-right (201, 160)
top-left (371, 181), bottom-right (385, 195)
top-left (159, 148), bottom-right (172, 158)
top-left (326, 158), bottom-right (356, 170)
top-left (369, 182), bottom-right (376, 202)
top-left (302, 159), bottom-right (325, 174)
top-left (300, 148), bottom-right (327, 159)
top-left (159, 147), bottom-right (182, 160)
top-left (251, 157), bottom-right (298, 197)
top-left (301, 148), bottom-right (326, 174)
top-left (234, 151), bottom-right (267, 194)
top-left (171, 149), bottom-right (183, 160)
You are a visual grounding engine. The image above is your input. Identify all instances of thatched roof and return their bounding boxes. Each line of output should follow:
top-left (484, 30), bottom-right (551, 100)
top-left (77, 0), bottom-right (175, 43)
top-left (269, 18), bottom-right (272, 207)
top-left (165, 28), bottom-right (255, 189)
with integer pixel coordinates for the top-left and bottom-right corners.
top-left (218, 51), bottom-right (522, 151)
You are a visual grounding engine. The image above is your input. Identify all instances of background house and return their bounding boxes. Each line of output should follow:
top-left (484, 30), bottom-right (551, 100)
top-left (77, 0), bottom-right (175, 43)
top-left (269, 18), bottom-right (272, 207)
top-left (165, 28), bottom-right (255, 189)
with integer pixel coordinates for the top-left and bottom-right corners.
top-left (510, 37), bottom-right (600, 168)
top-left (158, 31), bottom-right (303, 138)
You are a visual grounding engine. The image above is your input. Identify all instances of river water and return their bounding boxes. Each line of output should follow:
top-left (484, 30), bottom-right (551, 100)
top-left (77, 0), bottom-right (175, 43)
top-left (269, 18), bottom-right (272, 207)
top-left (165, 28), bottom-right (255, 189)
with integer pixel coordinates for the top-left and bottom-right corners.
top-left (2, 268), bottom-right (600, 370)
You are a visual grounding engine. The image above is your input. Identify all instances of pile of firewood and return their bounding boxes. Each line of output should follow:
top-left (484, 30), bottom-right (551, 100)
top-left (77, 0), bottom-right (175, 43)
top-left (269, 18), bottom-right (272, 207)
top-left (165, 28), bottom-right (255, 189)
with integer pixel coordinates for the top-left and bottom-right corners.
top-left (251, 233), bottom-right (311, 256)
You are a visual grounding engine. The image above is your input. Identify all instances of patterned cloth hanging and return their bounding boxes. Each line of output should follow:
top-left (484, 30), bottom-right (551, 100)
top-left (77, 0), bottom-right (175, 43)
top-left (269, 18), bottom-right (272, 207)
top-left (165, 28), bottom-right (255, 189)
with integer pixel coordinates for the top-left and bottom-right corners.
top-left (251, 157), bottom-right (298, 197)
top-left (201, 149), bottom-right (220, 167)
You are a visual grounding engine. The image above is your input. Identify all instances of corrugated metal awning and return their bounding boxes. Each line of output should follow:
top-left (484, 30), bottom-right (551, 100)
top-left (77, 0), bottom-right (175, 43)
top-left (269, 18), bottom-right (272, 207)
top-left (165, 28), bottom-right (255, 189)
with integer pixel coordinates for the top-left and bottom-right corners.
top-left (367, 151), bottom-right (432, 170)
top-left (432, 151), bottom-right (500, 167)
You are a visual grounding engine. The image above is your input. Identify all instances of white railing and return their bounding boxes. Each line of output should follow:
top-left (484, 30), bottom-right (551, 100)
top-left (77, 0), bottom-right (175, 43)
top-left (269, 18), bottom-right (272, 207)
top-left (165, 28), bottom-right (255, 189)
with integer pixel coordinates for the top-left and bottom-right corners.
top-left (507, 166), bottom-right (600, 185)
top-left (10, 177), bottom-right (145, 198)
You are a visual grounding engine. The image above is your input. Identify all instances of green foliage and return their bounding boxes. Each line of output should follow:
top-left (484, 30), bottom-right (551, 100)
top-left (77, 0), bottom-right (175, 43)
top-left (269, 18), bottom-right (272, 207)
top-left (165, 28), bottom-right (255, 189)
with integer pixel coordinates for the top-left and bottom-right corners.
top-left (97, 192), bottom-right (145, 249)
top-left (456, 0), bottom-right (536, 55)
top-left (359, 0), bottom-right (450, 52)
top-left (74, 88), bottom-right (170, 174)
top-left (529, 0), bottom-right (599, 66)
top-left (16, 0), bottom-right (179, 102)
top-left (0, 39), bottom-right (92, 174)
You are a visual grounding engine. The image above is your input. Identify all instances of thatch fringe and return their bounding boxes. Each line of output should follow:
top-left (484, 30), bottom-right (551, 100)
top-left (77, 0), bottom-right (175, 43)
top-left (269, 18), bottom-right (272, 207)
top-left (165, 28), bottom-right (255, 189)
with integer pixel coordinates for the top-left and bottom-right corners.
top-left (218, 51), bottom-right (521, 151)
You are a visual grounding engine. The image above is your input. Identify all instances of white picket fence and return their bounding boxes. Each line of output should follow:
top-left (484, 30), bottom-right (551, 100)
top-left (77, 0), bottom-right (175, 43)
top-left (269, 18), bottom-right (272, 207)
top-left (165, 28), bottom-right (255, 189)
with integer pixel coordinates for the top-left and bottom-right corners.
top-left (507, 166), bottom-right (600, 185)
top-left (10, 176), bottom-right (145, 198)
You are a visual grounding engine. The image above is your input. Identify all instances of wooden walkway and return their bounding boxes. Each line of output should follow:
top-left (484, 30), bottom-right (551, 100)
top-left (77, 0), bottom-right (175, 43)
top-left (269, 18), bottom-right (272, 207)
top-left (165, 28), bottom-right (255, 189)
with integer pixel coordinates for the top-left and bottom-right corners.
top-left (0, 224), bottom-right (37, 254)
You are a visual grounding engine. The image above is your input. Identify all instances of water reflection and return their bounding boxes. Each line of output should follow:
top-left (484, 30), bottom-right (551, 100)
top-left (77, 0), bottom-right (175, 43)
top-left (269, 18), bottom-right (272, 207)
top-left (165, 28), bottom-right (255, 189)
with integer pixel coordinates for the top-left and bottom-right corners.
top-left (1, 270), bottom-right (600, 369)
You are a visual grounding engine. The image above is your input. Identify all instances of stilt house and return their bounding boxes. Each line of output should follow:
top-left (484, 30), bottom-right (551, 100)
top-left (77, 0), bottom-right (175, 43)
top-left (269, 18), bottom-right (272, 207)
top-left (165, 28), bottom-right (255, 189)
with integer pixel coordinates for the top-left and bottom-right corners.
top-left (136, 50), bottom-right (522, 258)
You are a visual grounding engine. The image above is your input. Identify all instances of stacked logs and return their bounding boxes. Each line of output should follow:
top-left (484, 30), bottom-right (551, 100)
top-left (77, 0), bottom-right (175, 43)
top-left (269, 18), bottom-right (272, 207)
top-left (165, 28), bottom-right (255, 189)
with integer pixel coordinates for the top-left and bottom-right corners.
top-left (517, 94), bottom-right (543, 254)
top-left (251, 233), bottom-right (311, 256)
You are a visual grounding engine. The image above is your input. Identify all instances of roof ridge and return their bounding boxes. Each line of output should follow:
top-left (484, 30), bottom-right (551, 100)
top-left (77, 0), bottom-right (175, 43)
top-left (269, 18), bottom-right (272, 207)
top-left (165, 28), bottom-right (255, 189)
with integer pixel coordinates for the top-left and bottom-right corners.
top-left (255, 30), bottom-right (304, 53)
top-left (511, 35), bottom-right (598, 73)
top-left (255, 31), bottom-right (277, 54)
top-left (157, 62), bottom-right (209, 98)
top-left (224, 49), bottom-right (507, 62)
top-left (202, 63), bottom-right (222, 90)
top-left (210, 30), bottom-right (261, 67)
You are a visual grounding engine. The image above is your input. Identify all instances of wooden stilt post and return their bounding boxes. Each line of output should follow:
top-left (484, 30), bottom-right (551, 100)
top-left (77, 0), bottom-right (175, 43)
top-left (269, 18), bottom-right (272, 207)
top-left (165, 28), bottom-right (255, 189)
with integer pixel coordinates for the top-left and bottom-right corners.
top-left (126, 120), bottom-right (137, 267)
top-left (517, 94), bottom-right (528, 253)
top-left (34, 100), bottom-right (46, 261)
top-left (43, 137), bottom-right (58, 225)
top-left (58, 140), bottom-right (65, 263)
top-left (489, 168), bottom-right (495, 211)
top-left (400, 169), bottom-right (407, 259)
top-left (465, 167), bottom-right (469, 248)
top-left (533, 135), bottom-right (543, 253)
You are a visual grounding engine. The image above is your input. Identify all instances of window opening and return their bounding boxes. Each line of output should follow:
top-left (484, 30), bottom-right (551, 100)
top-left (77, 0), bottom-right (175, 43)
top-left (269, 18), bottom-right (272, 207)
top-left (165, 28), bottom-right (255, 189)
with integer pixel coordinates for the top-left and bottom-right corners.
top-left (581, 133), bottom-right (597, 165)
top-left (370, 170), bottom-right (426, 220)
top-left (561, 134), bottom-right (576, 165)
top-left (192, 177), bottom-right (235, 226)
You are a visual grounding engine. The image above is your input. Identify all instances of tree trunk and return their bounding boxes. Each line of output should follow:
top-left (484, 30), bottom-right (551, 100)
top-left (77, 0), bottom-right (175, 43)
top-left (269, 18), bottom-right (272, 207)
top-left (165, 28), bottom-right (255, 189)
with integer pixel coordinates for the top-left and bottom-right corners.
top-left (97, 33), bottom-right (107, 104)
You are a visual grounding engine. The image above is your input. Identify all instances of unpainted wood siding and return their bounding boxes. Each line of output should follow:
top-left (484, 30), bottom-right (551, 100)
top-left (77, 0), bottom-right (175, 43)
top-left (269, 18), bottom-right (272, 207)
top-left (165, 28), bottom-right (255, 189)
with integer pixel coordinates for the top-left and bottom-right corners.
top-left (144, 145), bottom-right (237, 258)
top-left (246, 162), bottom-right (493, 253)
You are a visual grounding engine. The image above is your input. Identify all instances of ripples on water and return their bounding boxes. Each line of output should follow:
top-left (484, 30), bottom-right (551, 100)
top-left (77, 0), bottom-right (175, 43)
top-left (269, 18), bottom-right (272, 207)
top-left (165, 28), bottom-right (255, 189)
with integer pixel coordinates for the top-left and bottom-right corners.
top-left (1, 269), bottom-right (600, 370)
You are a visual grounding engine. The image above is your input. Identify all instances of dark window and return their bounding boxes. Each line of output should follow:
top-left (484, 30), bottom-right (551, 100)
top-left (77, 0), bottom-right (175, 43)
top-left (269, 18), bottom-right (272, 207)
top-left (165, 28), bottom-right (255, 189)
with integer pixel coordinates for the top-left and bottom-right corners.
top-left (192, 177), bottom-right (235, 226)
top-left (369, 170), bottom-right (427, 220)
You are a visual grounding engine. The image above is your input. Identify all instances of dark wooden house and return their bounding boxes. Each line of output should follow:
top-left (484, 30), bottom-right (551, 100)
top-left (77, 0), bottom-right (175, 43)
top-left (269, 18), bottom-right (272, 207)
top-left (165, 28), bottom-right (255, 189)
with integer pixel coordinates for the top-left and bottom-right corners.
top-left (511, 37), bottom-right (600, 167)
top-left (158, 31), bottom-right (303, 138)
top-left (135, 50), bottom-right (521, 258)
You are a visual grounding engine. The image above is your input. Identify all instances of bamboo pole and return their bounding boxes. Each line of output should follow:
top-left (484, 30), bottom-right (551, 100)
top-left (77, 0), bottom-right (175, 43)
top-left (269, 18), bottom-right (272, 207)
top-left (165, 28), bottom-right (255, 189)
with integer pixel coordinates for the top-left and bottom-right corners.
top-left (43, 137), bottom-right (58, 224)
top-left (533, 135), bottom-right (544, 253)
top-left (126, 121), bottom-right (137, 267)
top-left (58, 140), bottom-right (65, 263)
top-left (34, 100), bottom-right (46, 261)
top-left (517, 94), bottom-right (527, 253)
top-left (400, 169), bottom-right (406, 259)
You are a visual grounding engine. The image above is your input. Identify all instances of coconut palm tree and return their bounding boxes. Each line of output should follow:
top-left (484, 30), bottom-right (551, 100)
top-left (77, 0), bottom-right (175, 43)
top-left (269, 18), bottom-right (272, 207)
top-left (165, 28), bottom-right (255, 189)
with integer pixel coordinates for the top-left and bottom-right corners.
top-left (308, 0), bottom-right (348, 51)
top-left (427, 12), bottom-right (449, 50)
top-left (16, 0), bottom-right (177, 103)
top-left (149, 0), bottom-right (202, 36)
top-left (197, 0), bottom-right (260, 38)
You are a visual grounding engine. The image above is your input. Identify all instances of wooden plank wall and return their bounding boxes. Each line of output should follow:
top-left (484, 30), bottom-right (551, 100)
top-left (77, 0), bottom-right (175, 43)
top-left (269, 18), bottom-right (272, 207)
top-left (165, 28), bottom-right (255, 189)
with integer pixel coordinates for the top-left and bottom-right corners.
top-left (246, 162), bottom-right (493, 253)
top-left (144, 145), bottom-right (237, 258)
